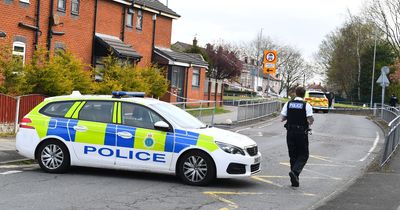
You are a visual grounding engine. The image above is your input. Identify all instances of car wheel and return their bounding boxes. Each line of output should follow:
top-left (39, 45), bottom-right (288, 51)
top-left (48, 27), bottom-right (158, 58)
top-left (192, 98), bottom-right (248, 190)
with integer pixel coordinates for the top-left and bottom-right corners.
top-left (37, 141), bottom-right (70, 173)
top-left (177, 150), bottom-right (216, 186)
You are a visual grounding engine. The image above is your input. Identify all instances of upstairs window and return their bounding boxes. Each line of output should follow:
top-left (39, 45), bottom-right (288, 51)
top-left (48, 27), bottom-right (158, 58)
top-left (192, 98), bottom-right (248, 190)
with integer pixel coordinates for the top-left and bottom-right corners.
top-left (71, 0), bottom-right (79, 15)
top-left (126, 8), bottom-right (134, 27)
top-left (12, 41), bottom-right (26, 65)
top-left (136, 10), bottom-right (143, 30)
top-left (58, 0), bottom-right (66, 12)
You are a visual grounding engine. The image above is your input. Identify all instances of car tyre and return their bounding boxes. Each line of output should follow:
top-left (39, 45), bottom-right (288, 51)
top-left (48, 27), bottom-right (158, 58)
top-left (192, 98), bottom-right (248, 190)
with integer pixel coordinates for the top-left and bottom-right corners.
top-left (177, 150), bottom-right (216, 186)
top-left (37, 141), bottom-right (70, 173)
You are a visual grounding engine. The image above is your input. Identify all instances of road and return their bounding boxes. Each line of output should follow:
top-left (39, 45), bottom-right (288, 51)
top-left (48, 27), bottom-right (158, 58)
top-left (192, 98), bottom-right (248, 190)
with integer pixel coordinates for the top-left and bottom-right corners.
top-left (0, 113), bottom-right (384, 210)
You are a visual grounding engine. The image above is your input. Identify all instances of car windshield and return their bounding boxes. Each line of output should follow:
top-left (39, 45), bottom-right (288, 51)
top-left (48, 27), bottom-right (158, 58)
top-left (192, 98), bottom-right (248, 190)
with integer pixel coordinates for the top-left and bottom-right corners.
top-left (149, 102), bottom-right (205, 129)
top-left (309, 93), bottom-right (326, 98)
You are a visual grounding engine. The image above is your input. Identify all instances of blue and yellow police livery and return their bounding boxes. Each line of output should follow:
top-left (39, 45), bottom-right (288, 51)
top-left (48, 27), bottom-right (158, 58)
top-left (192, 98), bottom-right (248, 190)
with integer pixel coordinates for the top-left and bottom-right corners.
top-left (16, 91), bottom-right (261, 185)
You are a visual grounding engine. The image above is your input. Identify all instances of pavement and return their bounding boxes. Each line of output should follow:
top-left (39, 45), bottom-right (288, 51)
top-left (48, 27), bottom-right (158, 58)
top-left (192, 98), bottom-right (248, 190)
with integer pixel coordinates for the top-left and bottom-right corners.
top-left (316, 151), bottom-right (400, 210)
top-left (0, 137), bottom-right (26, 164)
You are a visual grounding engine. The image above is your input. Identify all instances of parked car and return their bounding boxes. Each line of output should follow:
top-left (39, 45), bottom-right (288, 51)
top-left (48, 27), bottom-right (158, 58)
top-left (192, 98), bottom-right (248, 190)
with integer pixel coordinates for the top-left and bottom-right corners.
top-left (16, 91), bottom-right (261, 186)
top-left (305, 90), bottom-right (329, 113)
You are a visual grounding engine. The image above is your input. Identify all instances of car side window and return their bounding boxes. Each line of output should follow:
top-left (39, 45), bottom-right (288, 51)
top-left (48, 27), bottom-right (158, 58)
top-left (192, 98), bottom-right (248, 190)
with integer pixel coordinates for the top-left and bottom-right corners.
top-left (78, 101), bottom-right (114, 123)
top-left (40, 101), bottom-right (75, 117)
top-left (121, 103), bottom-right (163, 130)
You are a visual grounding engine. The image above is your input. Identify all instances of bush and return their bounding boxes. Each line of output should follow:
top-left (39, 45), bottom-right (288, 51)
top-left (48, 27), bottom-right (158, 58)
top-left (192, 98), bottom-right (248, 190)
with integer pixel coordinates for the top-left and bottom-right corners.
top-left (94, 56), bottom-right (168, 98)
top-left (0, 45), bottom-right (27, 95)
top-left (24, 49), bottom-right (93, 96)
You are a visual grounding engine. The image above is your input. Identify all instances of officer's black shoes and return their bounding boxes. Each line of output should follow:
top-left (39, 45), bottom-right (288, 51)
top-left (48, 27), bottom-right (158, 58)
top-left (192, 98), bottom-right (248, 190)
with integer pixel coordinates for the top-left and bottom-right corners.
top-left (289, 171), bottom-right (299, 187)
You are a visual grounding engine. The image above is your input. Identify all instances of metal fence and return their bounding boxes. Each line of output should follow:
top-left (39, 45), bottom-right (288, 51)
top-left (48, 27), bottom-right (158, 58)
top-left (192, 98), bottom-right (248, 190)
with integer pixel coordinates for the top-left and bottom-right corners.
top-left (172, 100), bottom-right (218, 126)
top-left (237, 100), bottom-right (281, 123)
top-left (374, 103), bottom-right (400, 166)
top-left (173, 99), bottom-right (281, 125)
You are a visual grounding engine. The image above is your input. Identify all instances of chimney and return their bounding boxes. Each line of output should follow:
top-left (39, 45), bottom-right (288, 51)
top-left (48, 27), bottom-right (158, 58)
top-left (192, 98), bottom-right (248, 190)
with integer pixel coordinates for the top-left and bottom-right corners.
top-left (193, 37), bottom-right (198, 47)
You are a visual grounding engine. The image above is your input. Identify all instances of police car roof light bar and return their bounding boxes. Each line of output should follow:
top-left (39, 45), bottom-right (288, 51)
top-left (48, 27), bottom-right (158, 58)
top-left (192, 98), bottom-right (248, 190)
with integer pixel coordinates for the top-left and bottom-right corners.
top-left (112, 91), bottom-right (145, 98)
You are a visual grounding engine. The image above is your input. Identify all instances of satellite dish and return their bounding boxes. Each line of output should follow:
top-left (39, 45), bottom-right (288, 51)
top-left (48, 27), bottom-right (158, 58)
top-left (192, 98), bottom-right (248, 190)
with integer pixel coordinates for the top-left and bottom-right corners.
top-left (52, 14), bottom-right (60, 25)
top-left (381, 66), bottom-right (390, 74)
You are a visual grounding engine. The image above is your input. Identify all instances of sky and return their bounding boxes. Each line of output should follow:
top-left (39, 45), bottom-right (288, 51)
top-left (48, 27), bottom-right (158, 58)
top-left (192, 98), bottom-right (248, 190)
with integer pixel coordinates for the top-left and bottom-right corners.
top-left (166, 0), bottom-right (366, 61)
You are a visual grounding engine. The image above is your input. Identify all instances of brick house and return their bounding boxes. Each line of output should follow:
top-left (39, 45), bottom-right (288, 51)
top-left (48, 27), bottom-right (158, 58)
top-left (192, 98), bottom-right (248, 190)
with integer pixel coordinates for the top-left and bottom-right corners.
top-left (0, 0), bottom-right (211, 102)
top-left (171, 39), bottom-right (224, 103)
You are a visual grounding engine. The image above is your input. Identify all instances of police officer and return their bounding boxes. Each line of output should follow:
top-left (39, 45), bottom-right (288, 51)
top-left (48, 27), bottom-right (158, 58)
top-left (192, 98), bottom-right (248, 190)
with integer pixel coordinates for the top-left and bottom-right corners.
top-left (281, 87), bottom-right (314, 187)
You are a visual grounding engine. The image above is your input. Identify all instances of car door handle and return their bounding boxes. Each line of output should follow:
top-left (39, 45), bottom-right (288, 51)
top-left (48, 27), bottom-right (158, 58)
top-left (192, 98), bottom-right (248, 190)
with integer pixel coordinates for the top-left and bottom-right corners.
top-left (117, 131), bottom-right (133, 139)
top-left (73, 125), bottom-right (88, 132)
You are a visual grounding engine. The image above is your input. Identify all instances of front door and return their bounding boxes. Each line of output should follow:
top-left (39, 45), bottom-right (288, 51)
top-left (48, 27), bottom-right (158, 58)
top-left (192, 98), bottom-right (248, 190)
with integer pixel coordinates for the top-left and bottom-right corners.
top-left (115, 102), bottom-right (174, 171)
top-left (171, 66), bottom-right (186, 102)
top-left (69, 101), bottom-right (117, 166)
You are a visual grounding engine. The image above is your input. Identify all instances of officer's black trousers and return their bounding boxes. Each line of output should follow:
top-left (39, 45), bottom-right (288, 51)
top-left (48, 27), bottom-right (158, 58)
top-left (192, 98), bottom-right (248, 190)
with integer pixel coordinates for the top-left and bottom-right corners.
top-left (286, 129), bottom-right (309, 176)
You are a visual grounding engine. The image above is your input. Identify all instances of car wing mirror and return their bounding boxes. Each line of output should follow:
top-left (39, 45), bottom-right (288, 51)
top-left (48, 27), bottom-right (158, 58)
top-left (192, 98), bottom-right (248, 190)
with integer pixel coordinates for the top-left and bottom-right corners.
top-left (154, 121), bottom-right (171, 132)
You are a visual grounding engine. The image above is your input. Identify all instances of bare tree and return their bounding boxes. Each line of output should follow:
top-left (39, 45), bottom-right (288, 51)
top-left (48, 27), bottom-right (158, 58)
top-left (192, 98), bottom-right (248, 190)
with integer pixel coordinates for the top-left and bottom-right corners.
top-left (278, 46), bottom-right (312, 97)
top-left (364, 0), bottom-right (400, 56)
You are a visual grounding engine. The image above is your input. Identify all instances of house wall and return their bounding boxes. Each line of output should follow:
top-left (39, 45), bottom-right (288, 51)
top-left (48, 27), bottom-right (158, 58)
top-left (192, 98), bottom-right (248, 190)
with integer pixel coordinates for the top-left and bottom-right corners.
top-left (0, 0), bottom-right (174, 67)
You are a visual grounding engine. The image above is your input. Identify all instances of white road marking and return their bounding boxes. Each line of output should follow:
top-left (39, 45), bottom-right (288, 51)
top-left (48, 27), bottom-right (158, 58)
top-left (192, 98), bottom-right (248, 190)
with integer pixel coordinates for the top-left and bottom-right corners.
top-left (359, 131), bottom-right (380, 162)
top-left (235, 127), bottom-right (250, 133)
top-left (258, 123), bottom-right (272, 129)
top-left (0, 170), bottom-right (23, 175)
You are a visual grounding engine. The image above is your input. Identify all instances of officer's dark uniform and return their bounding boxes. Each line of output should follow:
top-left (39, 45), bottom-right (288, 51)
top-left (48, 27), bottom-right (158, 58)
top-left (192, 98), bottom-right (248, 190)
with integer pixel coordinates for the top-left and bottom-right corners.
top-left (285, 100), bottom-right (309, 178)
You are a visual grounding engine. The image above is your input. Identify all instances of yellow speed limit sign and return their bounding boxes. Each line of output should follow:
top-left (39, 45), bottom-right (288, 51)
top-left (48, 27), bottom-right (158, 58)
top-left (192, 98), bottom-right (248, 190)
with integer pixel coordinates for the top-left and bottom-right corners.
top-left (263, 50), bottom-right (277, 74)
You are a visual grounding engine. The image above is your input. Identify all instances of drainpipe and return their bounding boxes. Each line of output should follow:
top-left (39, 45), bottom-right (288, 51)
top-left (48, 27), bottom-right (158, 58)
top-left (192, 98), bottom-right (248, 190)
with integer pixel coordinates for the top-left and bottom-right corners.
top-left (34, 0), bottom-right (41, 50)
top-left (121, 6), bottom-right (126, 41)
top-left (46, 0), bottom-right (54, 51)
top-left (151, 14), bottom-right (157, 62)
top-left (91, 0), bottom-right (98, 67)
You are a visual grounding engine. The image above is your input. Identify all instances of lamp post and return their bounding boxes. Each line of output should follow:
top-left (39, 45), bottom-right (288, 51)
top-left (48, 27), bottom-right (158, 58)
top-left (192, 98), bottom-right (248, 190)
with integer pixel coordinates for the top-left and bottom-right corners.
top-left (370, 28), bottom-right (377, 108)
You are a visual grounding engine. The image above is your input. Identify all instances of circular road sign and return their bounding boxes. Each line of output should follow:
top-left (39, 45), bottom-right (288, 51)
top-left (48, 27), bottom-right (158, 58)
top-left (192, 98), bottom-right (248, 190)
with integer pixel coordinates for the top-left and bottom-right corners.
top-left (381, 66), bottom-right (390, 74)
top-left (266, 52), bottom-right (276, 62)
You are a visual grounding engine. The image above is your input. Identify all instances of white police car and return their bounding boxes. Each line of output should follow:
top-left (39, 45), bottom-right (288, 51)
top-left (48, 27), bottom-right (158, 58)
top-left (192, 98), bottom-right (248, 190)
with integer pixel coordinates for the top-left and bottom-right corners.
top-left (16, 91), bottom-right (261, 185)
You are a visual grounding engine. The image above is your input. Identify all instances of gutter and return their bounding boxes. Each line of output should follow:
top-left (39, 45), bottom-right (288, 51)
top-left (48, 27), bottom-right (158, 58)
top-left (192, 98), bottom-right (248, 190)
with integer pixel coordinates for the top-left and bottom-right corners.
top-left (34, 0), bottom-right (41, 50)
top-left (151, 14), bottom-right (157, 62)
top-left (46, 0), bottom-right (54, 51)
top-left (91, 0), bottom-right (98, 67)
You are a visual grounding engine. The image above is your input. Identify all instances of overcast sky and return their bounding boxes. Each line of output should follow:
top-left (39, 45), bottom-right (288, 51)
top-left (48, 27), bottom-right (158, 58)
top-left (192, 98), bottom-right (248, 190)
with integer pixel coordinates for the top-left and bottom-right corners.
top-left (166, 0), bottom-right (365, 61)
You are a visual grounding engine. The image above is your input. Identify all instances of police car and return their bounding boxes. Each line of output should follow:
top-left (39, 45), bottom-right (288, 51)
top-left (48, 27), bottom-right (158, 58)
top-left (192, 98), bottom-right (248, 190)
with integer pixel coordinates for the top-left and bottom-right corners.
top-left (16, 91), bottom-right (261, 185)
top-left (305, 90), bottom-right (329, 113)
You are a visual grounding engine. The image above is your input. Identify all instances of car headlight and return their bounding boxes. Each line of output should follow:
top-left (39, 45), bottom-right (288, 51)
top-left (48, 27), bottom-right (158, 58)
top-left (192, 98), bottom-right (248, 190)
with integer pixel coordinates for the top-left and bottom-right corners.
top-left (216, 141), bottom-right (245, 156)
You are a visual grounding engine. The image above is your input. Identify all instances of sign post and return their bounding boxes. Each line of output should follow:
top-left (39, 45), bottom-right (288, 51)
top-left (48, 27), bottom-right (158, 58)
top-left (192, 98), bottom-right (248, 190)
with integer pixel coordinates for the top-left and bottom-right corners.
top-left (376, 66), bottom-right (390, 117)
top-left (263, 50), bottom-right (277, 97)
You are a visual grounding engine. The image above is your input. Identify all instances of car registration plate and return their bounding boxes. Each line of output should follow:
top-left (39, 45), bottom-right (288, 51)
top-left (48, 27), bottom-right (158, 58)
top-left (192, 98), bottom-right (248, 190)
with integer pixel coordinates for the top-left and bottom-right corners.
top-left (254, 156), bottom-right (260, 164)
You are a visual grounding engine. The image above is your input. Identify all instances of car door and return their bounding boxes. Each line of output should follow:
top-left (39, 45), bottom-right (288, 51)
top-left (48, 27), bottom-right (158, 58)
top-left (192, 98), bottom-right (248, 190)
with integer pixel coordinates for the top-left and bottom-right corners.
top-left (115, 102), bottom-right (174, 171)
top-left (69, 100), bottom-right (117, 166)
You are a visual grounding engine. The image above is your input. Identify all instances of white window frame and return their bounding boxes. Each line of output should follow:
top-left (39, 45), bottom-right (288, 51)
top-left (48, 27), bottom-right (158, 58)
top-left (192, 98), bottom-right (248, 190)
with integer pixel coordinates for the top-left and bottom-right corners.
top-left (136, 10), bottom-right (143, 30)
top-left (192, 68), bottom-right (200, 87)
top-left (12, 41), bottom-right (26, 65)
top-left (19, 0), bottom-right (30, 3)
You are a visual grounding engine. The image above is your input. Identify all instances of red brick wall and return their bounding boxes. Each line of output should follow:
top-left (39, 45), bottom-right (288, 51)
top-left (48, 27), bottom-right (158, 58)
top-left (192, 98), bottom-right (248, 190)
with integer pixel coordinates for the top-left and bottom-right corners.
top-left (154, 15), bottom-right (172, 48)
top-left (0, 1), bottom-right (37, 62)
top-left (96, 0), bottom-right (123, 38)
top-left (52, 0), bottom-right (95, 64)
top-left (0, 1), bottom-right (174, 68)
top-left (186, 67), bottom-right (206, 101)
top-left (125, 9), bottom-right (173, 67)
